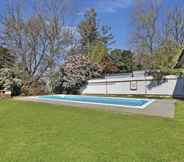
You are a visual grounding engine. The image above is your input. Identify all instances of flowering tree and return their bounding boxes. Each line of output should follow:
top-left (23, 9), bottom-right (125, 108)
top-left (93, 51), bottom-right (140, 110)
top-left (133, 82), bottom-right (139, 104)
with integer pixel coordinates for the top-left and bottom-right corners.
top-left (51, 55), bottom-right (103, 94)
top-left (0, 68), bottom-right (22, 96)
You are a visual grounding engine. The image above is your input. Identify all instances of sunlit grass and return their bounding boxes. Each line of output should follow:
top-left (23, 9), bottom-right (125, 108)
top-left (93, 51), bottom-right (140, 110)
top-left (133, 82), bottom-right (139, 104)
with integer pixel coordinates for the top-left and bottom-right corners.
top-left (0, 99), bottom-right (183, 162)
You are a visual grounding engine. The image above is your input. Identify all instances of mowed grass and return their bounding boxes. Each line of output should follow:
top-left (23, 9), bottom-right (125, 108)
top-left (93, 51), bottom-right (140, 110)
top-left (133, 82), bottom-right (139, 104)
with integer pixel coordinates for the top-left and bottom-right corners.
top-left (0, 99), bottom-right (184, 162)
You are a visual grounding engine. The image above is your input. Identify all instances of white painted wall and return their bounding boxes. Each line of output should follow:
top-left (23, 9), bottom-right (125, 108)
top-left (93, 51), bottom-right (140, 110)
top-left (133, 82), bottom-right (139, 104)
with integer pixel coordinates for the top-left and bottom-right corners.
top-left (81, 75), bottom-right (184, 97)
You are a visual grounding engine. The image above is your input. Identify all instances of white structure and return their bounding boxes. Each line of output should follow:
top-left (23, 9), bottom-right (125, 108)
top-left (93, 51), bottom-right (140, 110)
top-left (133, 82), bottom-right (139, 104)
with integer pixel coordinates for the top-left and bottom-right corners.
top-left (81, 71), bottom-right (184, 97)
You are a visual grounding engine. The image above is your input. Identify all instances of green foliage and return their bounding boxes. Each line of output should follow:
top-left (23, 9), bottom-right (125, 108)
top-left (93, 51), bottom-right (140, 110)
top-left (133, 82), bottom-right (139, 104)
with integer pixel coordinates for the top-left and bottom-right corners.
top-left (142, 41), bottom-right (183, 82)
top-left (78, 8), bottom-right (113, 48)
top-left (78, 8), bottom-right (99, 48)
top-left (87, 41), bottom-right (108, 64)
top-left (110, 49), bottom-right (134, 73)
top-left (78, 8), bottom-right (113, 64)
top-left (0, 68), bottom-right (22, 96)
top-left (153, 41), bottom-right (181, 70)
top-left (134, 40), bottom-right (183, 77)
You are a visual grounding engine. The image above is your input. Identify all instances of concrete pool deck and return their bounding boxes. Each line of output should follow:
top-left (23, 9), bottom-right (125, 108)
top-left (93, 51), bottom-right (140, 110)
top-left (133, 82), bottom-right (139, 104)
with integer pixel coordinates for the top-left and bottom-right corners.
top-left (15, 97), bottom-right (176, 118)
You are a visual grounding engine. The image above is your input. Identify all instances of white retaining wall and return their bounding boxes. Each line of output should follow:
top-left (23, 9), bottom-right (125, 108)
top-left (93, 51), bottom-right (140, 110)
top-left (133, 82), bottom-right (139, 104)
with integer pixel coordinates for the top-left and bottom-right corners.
top-left (81, 75), bottom-right (184, 97)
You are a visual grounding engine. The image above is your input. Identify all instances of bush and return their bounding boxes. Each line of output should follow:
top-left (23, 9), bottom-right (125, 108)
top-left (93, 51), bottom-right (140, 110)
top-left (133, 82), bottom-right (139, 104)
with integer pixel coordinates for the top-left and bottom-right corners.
top-left (21, 81), bottom-right (48, 96)
top-left (0, 68), bottom-right (22, 96)
top-left (51, 55), bottom-right (103, 94)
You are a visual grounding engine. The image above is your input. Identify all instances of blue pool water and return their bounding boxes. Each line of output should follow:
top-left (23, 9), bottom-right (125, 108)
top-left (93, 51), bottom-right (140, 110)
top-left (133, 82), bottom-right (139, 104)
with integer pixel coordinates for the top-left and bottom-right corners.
top-left (36, 95), bottom-right (154, 109)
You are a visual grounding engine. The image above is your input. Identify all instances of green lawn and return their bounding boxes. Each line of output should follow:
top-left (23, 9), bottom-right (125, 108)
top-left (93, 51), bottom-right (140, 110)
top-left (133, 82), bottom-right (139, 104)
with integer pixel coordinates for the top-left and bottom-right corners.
top-left (0, 99), bottom-right (184, 162)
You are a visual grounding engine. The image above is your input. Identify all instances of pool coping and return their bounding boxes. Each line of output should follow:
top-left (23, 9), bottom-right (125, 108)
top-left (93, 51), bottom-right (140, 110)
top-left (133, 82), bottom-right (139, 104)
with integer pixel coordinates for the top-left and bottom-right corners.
top-left (14, 96), bottom-right (176, 118)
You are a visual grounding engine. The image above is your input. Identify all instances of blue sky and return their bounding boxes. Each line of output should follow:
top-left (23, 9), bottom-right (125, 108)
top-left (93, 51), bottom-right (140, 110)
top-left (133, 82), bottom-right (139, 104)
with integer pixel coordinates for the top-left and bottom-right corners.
top-left (0, 0), bottom-right (183, 50)
top-left (72, 0), bottom-right (184, 50)
top-left (71, 0), bottom-right (134, 50)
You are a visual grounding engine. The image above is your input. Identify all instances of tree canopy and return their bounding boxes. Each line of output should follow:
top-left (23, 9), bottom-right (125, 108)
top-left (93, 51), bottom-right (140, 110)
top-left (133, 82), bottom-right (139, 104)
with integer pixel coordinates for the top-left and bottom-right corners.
top-left (78, 8), bottom-right (113, 49)
top-left (78, 8), bottom-right (113, 65)
top-left (110, 49), bottom-right (134, 73)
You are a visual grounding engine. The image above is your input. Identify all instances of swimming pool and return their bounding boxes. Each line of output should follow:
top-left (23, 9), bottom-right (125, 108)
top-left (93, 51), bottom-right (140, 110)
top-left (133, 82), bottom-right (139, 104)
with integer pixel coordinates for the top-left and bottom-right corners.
top-left (34, 95), bottom-right (154, 109)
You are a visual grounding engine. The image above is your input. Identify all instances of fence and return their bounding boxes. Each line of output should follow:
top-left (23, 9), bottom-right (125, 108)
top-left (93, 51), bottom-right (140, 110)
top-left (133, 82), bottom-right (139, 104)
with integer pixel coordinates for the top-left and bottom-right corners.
top-left (81, 75), bottom-right (184, 97)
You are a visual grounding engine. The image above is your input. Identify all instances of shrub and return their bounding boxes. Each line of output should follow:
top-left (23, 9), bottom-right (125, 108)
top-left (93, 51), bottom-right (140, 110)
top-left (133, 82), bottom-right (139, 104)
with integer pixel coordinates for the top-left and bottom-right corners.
top-left (0, 68), bottom-right (22, 96)
top-left (21, 81), bottom-right (48, 96)
top-left (51, 55), bottom-right (103, 94)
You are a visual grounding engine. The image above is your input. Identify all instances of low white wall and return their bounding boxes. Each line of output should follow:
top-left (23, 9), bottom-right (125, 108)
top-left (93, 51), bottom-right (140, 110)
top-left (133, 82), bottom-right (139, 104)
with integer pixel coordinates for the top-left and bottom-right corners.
top-left (81, 75), bottom-right (184, 97)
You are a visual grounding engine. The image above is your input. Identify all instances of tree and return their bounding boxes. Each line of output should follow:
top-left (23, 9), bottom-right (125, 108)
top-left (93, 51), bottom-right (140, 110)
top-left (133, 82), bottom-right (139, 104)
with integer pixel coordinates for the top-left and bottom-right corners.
top-left (0, 47), bottom-right (15, 69)
top-left (87, 41), bottom-right (108, 64)
top-left (130, 0), bottom-right (184, 73)
top-left (110, 49), bottom-right (134, 73)
top-left (131, 0), bottom-right (161, 55)
top-left (78, 8), bottom-right (98, 49)
top-left (1, 0), bottom-right (73, 94)
top-left (51, 55), bottom-right (103, 94)
top-left (153, 40), bottom-right (181, 74)
top-left (133, 51), bottom-right (154, 70)
top-left (78, 8), bottom-right (113, 62)
top-left (100, 56), bottom-right (120, 74)
top-left (163, 5), bottom-right (184, 47)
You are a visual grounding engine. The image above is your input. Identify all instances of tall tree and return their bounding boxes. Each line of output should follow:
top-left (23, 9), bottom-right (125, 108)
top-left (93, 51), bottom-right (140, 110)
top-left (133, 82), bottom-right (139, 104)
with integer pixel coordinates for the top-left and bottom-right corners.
top-left (78, 8), bottom-right (98, 49)
top-left (78, 8), bottom-right (113, 60)
top-left (1, 0), bottom-right (73, 93)
top-left (131, 0), bottom-right (161, 55)
top-left (163, 5), bottom-right (184, 47)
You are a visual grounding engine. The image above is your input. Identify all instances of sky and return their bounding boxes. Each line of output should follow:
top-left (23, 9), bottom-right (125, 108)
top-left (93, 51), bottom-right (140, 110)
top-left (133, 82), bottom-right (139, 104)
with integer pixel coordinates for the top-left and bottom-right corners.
top-left (0, 0), bottom-right (183, 50)
top-left (70, 0), bottom-right (135, 50)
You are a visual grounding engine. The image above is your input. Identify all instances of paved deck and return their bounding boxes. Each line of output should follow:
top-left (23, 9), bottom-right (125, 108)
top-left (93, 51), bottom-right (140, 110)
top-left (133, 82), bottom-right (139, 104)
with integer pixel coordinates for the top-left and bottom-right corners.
top-left (15, 97), bottom-right (176, 118)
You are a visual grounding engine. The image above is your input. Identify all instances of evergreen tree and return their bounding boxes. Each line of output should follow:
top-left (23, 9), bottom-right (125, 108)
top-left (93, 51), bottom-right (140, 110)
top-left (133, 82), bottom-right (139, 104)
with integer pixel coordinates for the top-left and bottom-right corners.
top-left (78, 8), bottom-right (113, 62)
top-left (78, 8), bottom-right (99, 49)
